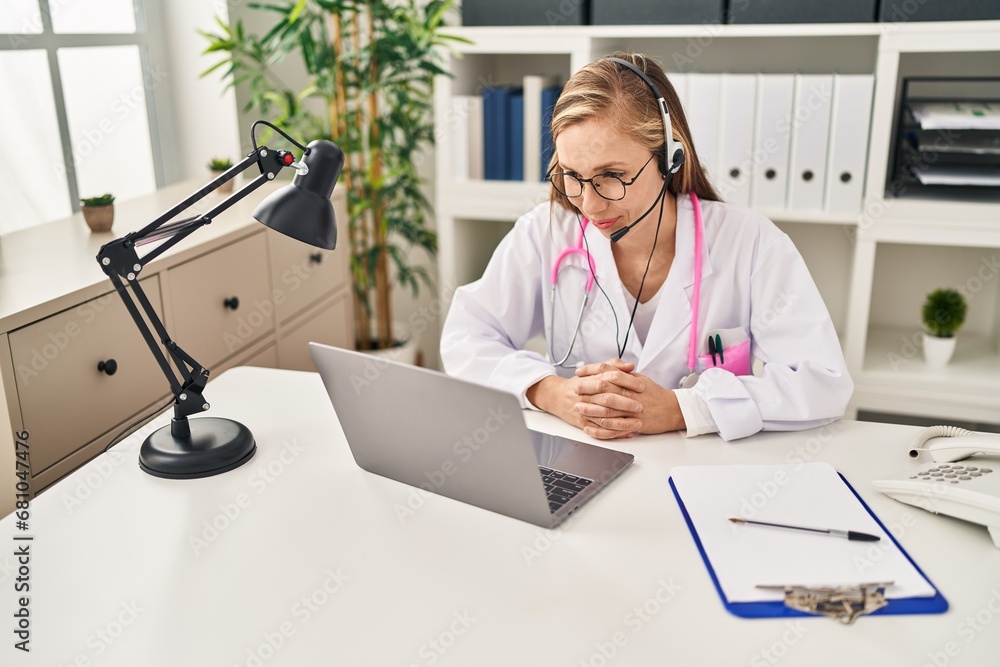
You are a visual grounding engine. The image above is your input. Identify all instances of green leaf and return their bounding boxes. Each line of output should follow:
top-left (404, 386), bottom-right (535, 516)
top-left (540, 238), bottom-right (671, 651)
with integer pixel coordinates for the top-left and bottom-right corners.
top-left (199, 60), bottom-right (229, 78)
top-left (288, 0), bottom-right (309, 23)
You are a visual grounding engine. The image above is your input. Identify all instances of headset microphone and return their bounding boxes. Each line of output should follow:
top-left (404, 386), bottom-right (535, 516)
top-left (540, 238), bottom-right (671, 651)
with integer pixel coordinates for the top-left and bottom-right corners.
top-left (609, 148), bottom-right (684, 243)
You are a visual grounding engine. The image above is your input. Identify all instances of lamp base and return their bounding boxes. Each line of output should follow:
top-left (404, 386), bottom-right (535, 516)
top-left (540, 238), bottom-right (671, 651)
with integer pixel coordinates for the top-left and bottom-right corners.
top-left (139, 417), bottom-right (256, 479)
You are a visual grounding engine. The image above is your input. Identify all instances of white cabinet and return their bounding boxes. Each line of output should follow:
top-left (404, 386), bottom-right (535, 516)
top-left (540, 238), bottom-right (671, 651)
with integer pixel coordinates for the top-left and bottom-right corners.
top-left (8, 277), bottom-right (167, 477)
top-left (433, 21), bottom-right (1000, 427)
top-left (0, 181), bottom-right (354, 515)
top-left (169, 232), bottom-right (275, 368)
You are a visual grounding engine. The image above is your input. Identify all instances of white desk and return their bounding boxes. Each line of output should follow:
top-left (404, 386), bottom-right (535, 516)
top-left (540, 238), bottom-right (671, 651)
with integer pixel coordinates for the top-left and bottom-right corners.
top-left (3, 367), bottom-right (999, 666)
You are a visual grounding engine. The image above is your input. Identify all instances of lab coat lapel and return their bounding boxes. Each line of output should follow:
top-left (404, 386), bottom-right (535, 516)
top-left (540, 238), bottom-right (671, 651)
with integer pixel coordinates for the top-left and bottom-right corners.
top-left (638, 193), bottom-right (714, 369)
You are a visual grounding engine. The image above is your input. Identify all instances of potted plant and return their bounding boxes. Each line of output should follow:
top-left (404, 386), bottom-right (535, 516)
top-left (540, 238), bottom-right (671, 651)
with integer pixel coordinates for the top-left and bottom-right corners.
top-left (201, 0), bottom-right (466, 355)
top-left (921, 288), bottom-right (968, 367)
top-left (80, 193), bottom-right (116, 233)
top-left (208, 157), bottom-right (235, 193)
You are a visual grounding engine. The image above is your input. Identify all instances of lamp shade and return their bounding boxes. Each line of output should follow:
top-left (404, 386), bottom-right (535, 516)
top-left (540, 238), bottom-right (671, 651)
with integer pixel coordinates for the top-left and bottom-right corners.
top-left (253, 139), bottom-right (344, 250)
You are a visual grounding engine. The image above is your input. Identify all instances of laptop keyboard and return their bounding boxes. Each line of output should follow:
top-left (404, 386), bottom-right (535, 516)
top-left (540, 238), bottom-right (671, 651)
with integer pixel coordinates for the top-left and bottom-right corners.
top-left (539, 466), bottom-right (594, 513)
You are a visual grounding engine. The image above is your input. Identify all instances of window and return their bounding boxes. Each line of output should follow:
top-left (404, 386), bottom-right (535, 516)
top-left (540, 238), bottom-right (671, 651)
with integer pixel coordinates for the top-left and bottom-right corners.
top-left (0, 0), bottom-right (164, 235)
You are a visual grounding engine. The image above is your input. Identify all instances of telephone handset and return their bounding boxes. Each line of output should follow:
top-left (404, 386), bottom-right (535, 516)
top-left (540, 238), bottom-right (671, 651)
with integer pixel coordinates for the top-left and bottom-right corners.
top-left (872, 425), bottom-right (1000, 548)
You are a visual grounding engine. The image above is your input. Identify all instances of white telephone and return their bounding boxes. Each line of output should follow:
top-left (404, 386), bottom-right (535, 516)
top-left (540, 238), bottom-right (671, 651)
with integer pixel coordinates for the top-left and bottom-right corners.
top-left (872, 425), bottom-right (1000, 548)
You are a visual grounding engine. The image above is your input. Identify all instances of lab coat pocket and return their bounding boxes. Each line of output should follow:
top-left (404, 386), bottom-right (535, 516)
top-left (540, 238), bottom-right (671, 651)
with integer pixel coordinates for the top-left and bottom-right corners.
top-left (698, 329), bottom-right (752, 377)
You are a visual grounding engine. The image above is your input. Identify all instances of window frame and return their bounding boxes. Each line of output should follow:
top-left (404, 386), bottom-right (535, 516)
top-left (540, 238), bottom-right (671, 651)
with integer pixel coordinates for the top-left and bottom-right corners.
top-left (0, 0), bottom-right (174, 221)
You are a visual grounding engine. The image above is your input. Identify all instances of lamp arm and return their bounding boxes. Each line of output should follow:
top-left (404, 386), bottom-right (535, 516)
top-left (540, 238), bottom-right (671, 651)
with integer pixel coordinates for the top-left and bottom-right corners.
top-left (129, 173), bottom-right (271, 268)
top-left (95, 144), bottom-right (295, 432)
top-left (105, 271), bottom-right (209, 426)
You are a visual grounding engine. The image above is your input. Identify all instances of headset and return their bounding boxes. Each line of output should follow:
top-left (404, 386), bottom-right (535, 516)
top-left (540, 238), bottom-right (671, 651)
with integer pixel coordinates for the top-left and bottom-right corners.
top-left (606, 57), bottom-right (685, 176)
top-left (605, 56), bottom-right (686, 243)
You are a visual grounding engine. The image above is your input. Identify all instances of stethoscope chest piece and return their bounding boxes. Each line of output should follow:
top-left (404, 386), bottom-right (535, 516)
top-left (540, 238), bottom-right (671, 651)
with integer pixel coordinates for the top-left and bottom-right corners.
top-left (678, 372), bottom-right (700, 389)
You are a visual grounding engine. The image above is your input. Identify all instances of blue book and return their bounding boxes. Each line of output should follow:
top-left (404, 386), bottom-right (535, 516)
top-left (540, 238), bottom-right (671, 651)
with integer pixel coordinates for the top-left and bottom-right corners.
top-left (509, 90), bottom-right (524, 181)
top-left (540, 86), bottom-right (561, 180)
top-left (481, 86), bottom-right (503, 180)
top-left (482, 86), bottom-right (515, 181)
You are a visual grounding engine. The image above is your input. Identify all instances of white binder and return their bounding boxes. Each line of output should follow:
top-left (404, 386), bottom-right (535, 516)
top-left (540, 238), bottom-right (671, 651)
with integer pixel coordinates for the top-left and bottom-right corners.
top-left (716, 74), bottom-right (757, 207)
top-left (685, 74), bottom-right (723, 185)
top-left (450, 96), bottom-right (472, 180)
top-left (787, 75), bottom-right (834, 211)
top-left (750, 74), bottom-right (795, 211)
top-left (523, 75), bottom-right (556, 183)
top-left (825, 74), bottom-right (875, 214)
top-left (467, 95), bottom-right (484, 181)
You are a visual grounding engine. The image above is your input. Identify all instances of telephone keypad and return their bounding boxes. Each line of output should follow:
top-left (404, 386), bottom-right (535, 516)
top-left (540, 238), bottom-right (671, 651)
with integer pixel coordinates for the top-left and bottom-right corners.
top-left (909, 464), bottom-right (987, 484)
top-left (874, 451), bottom-right (1000, 548)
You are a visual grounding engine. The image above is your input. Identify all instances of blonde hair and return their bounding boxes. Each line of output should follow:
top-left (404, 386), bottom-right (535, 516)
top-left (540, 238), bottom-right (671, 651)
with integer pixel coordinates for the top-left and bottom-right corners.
top-left (548, 52), bottom-right (720, 211)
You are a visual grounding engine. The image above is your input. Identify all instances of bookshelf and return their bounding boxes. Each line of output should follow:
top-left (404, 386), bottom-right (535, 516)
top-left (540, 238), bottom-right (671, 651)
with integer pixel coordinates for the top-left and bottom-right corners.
top-left (432, 20), bottom-right (1000, 427)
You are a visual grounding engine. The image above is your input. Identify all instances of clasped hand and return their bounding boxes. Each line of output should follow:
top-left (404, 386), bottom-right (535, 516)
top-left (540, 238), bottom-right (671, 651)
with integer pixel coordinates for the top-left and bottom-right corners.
top-left (527, 359), bottom-right (684, 440)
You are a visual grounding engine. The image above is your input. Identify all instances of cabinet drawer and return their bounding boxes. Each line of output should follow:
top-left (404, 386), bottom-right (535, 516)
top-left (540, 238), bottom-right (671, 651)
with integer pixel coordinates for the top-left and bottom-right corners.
top-left (267, 190), bottom-right (349, 323)
top-left (9, 277), bottom-right (166, 473)
top-left (169, 232), bottom-right (274, 370)
top-left (278, 294), bottom-right (353, 372)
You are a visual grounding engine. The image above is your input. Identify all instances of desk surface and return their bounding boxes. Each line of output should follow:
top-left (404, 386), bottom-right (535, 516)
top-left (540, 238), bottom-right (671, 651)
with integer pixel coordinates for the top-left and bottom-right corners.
top-left (3, 367), bottom-right (999, 666)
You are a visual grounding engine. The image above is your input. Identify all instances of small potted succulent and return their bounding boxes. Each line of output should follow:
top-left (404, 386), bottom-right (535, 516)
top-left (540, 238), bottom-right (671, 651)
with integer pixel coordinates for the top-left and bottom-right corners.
top-left (921, 288), bottom-right (968, 367)
top-left (208, 157), bottom-right (235, 193)
top-left (80, 193), bottom-right (116, 233)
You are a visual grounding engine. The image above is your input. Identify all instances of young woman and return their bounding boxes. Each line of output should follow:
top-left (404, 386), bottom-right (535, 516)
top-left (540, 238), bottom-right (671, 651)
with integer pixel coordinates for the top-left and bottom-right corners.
top-left (440, 52), bottom-right (853, 442)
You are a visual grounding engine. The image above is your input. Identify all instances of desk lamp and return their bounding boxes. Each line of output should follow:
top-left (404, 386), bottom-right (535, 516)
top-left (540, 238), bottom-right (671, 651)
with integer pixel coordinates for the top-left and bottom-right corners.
top-left (96, 121), bottom-right (344, 479)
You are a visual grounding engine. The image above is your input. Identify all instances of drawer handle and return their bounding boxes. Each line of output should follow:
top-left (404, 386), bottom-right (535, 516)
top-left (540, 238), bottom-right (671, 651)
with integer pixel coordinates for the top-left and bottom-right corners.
top-left (224, 296), bottom-right (240, 311)
top-left (309, 252), bottom-right (324, 264)
top-left (97, 359), bottom-right (118, 376)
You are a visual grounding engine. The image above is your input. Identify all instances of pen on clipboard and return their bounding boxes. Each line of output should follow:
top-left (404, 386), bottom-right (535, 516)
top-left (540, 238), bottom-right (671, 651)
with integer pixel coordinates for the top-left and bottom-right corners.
top-left (728, 517), bottom-right (881, 542)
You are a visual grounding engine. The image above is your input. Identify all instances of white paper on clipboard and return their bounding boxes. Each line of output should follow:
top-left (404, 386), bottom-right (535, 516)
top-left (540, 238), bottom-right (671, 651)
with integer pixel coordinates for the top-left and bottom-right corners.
top-left (669, 462), bottom-right (936, 604)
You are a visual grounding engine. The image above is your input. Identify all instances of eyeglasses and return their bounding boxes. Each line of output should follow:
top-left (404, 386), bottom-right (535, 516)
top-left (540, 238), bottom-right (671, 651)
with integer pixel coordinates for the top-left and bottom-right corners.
top-left (549, 154), bottom-right (656, 201)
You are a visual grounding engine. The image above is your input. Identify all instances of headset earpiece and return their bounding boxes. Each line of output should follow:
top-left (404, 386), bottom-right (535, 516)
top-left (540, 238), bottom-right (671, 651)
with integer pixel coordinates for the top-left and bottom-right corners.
top-left (658, 147), bottom-right (684, 179)
top-left (669, 147), bottom-right (685, 174)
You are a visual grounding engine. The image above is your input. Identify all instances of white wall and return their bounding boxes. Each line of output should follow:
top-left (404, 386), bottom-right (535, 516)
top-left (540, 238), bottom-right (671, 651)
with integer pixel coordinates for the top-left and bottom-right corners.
top-left (157, 0), bottom-right (241, 182)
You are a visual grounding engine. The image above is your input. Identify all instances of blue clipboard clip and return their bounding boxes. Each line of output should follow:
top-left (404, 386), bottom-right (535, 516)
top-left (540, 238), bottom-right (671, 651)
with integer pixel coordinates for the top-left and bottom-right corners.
top-left (755, 581), bottom-right (893, 625)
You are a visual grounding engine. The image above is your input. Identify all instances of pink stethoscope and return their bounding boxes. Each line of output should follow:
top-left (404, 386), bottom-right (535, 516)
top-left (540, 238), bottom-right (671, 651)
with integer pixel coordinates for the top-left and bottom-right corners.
top-left (547, 192), bottom-right (704, 386)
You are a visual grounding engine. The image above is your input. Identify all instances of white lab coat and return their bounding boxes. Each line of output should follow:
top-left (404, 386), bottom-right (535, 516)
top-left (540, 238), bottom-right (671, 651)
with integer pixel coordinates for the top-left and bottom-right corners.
top-left (440, 193), bottom-right (853, 440)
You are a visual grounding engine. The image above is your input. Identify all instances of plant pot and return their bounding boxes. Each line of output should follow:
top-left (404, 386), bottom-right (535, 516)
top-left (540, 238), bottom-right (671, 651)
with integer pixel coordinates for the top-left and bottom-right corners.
top-left (82, 204), bottom-right (114, 233)
top-left (922, 333), bottom-right (957, 368)
top-left (360, 335), bottom-right (419, 366)
top-left (211, 170), bottom-right (235, 193)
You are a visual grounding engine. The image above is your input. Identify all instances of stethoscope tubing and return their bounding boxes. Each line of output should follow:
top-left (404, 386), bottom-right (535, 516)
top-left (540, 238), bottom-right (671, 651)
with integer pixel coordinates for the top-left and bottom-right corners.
top-left (548, 193), bottom-right (704, 371)
top-left (687, 192), bottom-right (703, 374)
top-left (548, 224), bottom-right (596, 367)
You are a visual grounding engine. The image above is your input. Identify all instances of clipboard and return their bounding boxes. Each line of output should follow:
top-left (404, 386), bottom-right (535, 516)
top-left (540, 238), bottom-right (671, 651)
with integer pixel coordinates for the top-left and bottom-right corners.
top-left (668, 463), bottom-right (948, 622)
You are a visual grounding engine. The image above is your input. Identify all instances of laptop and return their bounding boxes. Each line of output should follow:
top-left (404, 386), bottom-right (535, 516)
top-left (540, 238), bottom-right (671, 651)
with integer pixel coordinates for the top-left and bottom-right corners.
top-left (309, 342), bottom-right (634, 528)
